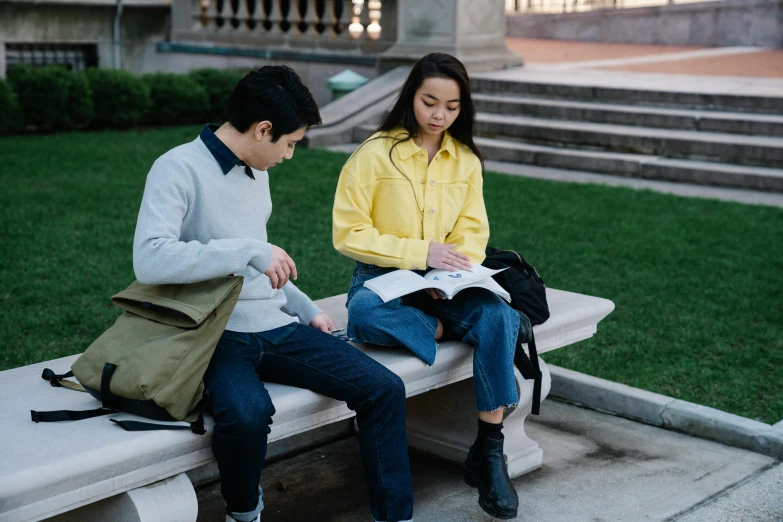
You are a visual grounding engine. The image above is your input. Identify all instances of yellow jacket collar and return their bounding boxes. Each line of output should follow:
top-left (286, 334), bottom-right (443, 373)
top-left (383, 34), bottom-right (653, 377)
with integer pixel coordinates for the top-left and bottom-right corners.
top-left (389, 128), bottom-right (459, 161)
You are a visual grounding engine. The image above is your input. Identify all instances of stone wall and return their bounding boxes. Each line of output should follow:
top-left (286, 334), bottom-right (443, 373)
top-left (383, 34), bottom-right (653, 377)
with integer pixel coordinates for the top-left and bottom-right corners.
top-left (0, 3), bottom-right (170, 74)
top-left (506, 0), bottom-right (783, 47)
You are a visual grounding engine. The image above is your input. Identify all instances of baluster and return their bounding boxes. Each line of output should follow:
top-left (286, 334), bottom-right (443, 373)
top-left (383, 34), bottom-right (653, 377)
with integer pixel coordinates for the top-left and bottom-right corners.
top-left (264, 0), bottom-right (282, 37)
top-left (366, 0), bottom-right (380, 40)
top-left (204, 0), bottom-right (221, 30)
top-left (348, 0), bottom-right (365, 40)
top-left (358, 0), bottom-right (370, 44)
top-left (279, 0), bottom-right (293, 44)
top-left (331, 0), bottom-right (351, 41)
top-left (234, 0), bottom-right (252, 31)
top-left (216, 0), bottom-right (233, 30)
top-left (292, 0), bottom-right (305, 36)
top-left (302, 0), bottom-right (319, 39)
top-left (192, 0), bottom-right (206, 30)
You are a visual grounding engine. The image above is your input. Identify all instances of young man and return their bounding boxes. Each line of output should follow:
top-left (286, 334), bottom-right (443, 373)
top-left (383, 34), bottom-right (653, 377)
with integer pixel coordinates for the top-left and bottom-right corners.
top-left (133, 66), bottom-right (414, 522)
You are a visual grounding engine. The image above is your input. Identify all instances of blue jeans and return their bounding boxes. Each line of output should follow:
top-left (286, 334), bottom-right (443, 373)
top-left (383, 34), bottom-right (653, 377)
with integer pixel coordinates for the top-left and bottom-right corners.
top-left (346, 262), bottom-right (521, 413)
top-left (204, 322), bottom-right (414, 522)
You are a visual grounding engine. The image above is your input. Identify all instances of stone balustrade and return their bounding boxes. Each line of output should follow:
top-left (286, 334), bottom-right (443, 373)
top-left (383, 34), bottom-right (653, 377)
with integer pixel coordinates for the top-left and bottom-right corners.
top-left (171, 0), bottom-right (396, 53)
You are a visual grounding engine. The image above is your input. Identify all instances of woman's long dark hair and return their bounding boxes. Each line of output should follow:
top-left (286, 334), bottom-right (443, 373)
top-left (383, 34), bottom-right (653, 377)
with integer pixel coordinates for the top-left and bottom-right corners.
top-left (376, 53), bottom-right (483, 168)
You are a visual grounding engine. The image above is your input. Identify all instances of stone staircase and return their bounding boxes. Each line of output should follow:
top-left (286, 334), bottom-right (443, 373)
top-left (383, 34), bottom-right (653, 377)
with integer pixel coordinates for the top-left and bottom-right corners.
top-left (345, 75), bottom-right (783, 192)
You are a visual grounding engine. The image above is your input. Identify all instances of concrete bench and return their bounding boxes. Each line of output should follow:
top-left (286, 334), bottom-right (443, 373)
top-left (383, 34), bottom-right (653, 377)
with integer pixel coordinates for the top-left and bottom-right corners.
top-left (0, 288), bottom-right (614, 522)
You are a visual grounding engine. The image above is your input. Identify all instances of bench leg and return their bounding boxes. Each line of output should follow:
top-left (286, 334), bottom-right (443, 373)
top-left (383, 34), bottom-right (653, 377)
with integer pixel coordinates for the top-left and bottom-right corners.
top-left (406, 358), bottom-right (551, 479)
top-left (48, 472), bottom-right (198, 522)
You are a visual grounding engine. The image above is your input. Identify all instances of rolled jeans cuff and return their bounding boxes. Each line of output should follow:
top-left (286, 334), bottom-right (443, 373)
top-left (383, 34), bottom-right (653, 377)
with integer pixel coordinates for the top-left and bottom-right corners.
top-left (229, 487), bottom-right (263, 522)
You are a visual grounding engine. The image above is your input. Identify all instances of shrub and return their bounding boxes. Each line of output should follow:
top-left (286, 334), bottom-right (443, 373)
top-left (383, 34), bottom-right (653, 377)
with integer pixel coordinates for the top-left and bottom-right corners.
top-left (86, 69), bottom-right (152, 128)
top-left (0, 79), bottom-right (22, 133)
top-left (189, 68), bottom-right (245, 123)
top-left (66, 70), bottom-right (94, 127)
top-left (7, 65), bottom-right (94, 129)
top-left (142, 72), bottom-right (208, 125)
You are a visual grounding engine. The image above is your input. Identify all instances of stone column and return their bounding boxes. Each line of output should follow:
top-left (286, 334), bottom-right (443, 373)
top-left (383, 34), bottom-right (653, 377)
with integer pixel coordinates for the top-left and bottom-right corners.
top-left (379, 0), bottom-right (521, 73)
top-left (0, 42), bottom-right (6, 78)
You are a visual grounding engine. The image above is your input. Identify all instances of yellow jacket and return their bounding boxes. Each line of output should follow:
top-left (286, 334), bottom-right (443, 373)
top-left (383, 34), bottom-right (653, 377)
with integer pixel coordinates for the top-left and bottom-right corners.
top-left (332, 128), bottom-right (489, 270)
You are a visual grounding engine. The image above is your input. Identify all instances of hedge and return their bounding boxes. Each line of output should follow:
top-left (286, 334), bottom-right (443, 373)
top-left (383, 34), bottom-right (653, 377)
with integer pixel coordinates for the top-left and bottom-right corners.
top-left (8, 65), bottom-right (94, 130)
top-left (142, 72), bottom-right (209, 125)
top-left (189, 68), bottom-right (245, 122)
top-left (86, 69), bottom-right (152, 128)
top-left (0, 79), bottom-right (22, 133)
top-left (3, 66), bottom-right (248, 133)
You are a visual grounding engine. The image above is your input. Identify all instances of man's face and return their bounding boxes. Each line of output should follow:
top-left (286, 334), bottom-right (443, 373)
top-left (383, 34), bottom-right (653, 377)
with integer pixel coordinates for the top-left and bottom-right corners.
top-left (246, 124), bottom-right (306, 171)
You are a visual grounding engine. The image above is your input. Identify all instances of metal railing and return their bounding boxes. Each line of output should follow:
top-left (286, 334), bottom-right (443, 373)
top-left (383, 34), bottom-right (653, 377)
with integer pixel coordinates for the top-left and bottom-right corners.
top-left (506, 0), bottom-right (719, 14)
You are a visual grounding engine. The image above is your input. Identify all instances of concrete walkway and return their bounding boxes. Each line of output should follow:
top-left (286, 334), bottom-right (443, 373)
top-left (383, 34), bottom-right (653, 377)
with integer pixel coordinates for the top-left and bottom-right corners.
top-left (195, 399), bottom-right (780, 521)
top-left (505, 38), bottom-right (783, 78)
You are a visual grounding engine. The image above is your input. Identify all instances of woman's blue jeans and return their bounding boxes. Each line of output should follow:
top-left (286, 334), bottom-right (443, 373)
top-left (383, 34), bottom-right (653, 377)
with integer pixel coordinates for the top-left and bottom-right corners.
top-left (346, 262), bottom-right (521, 413)
top-left (204, 322), bottom-right (414, 522)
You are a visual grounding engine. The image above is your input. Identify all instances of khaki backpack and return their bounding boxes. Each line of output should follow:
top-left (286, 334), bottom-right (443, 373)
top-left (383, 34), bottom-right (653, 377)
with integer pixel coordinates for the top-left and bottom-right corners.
top-left (32, 275), bottom-right (243, 434)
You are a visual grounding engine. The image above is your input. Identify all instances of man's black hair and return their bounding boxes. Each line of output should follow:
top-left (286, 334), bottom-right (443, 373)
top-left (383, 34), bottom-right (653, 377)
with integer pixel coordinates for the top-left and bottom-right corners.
top-left (225, 65), bottom-right (321, 142)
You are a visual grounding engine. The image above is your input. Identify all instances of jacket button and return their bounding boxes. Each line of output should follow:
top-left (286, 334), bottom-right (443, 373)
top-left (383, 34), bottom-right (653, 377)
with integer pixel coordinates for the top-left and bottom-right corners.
top-left (430, 179), bottom-right (436, 186)
top-left (429, 208), bottom-right (436, 215)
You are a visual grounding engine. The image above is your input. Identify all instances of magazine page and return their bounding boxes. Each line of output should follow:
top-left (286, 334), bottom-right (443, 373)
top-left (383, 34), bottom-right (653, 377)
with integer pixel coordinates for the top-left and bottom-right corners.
top-left (423, 265), bottom-right (505, 296)
top-left (458, 276), bottom-right (512, 303)
top-left (363, 270), bottom-right (430, 302)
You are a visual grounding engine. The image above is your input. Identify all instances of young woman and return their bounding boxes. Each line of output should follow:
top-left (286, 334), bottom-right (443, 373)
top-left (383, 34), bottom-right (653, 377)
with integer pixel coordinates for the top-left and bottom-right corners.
top-left (332, 53), bottom-right (525, 520)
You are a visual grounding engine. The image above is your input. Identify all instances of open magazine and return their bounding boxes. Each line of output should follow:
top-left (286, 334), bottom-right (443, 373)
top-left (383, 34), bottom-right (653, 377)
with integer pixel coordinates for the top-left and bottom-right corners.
top-left (363, 264), bottom-right (510, 303)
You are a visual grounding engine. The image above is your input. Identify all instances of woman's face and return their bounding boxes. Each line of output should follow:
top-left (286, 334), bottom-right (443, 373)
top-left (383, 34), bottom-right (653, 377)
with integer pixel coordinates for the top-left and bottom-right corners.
top-left (413, 77), bottom-right (461, 140)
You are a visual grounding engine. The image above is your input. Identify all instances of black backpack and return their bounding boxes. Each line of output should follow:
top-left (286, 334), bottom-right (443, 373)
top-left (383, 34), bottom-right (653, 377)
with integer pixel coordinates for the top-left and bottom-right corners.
top-left (483, 246), bottom-right (549, 414)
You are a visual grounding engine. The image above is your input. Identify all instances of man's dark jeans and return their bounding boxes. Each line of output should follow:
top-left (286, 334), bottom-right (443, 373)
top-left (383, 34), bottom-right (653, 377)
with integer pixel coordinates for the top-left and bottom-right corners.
top-left (204, 322), bottom-right (414, 522)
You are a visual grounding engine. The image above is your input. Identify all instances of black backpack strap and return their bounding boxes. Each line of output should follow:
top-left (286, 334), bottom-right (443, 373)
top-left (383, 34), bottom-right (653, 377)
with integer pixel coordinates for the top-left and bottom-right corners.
top-left (41, 368), bottom-right (86, 392)
top-left (32, 363), bottom-right (209, 435)
top-left (513, 333), bottom-right (543, 416)
top-left (528, 333), bottom-right (542, 416)
top-left (32, 364), bottom-right (119, 423)
top-left (111, 391), bottom-right (209, 435)
top-left (31, 407), bottom-right (114, 423)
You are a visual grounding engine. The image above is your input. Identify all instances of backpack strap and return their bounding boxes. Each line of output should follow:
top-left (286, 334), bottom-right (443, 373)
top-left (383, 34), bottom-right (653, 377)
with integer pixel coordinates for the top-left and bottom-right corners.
top-left (41, 368), bottom-right (86, 392)
top-left (513, 332), bottom-right (543, 415)
top-left (110, 391), bottom-right (209, 435)
top-left (528, 333), bottom-right (542, 416)
top-left (31, 364), bottom-right (209, 435)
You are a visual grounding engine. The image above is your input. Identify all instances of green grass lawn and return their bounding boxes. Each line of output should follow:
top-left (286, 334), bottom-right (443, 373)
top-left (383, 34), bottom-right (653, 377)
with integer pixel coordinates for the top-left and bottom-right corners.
top-left (1, 126), bottom-right (781, 423)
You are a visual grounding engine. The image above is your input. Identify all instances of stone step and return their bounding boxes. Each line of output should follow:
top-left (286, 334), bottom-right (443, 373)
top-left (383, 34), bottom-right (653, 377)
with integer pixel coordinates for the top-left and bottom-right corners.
top-left (351, 123), bottom-right (783, 191)
top-left (471, 77), bottom-right (783, 115)
top-left (475, 113), bottom-right (783, 168)
top-left (353, 123), bottom-right (378, 143)
top-left (474, 137), bottom-right (783, 192)
top-left (473, 94), bottom-right (783, 137)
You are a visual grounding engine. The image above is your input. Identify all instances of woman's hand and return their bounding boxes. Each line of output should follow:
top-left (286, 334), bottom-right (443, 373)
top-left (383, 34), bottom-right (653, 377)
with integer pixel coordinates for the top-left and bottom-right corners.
top-left (426, 242), bottom-right (473, 271)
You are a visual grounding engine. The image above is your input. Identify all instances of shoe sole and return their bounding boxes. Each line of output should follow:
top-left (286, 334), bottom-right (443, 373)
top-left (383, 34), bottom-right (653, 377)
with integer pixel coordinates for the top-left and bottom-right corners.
top-left (461, 466), bottom-right (518, 520)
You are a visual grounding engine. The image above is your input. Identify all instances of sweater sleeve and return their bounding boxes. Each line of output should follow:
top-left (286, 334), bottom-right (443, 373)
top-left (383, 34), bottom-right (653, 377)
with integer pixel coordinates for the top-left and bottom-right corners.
top-left (133, 157), bottom-right (273, 285)
top-left (281, 281), bottom-right (323, 325)
top-left (332, 167), bottom-right (430, 270)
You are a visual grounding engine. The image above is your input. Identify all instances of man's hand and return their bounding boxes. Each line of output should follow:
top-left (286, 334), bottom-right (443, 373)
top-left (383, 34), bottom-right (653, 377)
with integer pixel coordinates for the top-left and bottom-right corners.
top-left (426, 243), bottom-right (472, 272)
top-left (265, 245), bottom-right (297, 289)
top-left (310, 313), bottom-right (336, 333)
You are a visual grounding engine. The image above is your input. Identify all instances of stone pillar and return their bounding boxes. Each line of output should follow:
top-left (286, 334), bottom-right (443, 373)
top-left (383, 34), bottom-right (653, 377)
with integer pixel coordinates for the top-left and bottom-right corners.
top-left (0, 42), bottom-right (6, 78)
top-left (379, 0), bottom-right (521, 73)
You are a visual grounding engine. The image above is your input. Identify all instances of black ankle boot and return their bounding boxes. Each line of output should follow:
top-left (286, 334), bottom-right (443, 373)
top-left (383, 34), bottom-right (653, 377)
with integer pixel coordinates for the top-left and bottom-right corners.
top-left (461, 435), bottom-right (519, 519)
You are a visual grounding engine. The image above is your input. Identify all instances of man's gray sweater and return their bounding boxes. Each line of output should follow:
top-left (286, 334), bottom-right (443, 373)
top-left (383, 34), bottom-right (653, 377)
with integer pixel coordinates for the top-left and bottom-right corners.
top-left (133, 136), bottom-right (323, 333)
